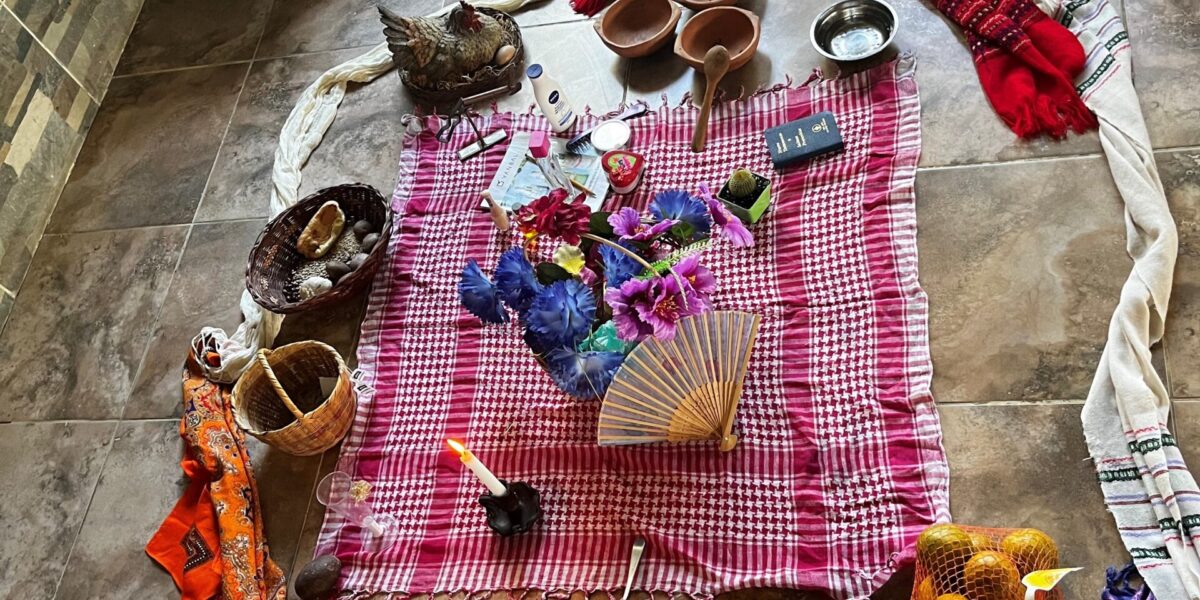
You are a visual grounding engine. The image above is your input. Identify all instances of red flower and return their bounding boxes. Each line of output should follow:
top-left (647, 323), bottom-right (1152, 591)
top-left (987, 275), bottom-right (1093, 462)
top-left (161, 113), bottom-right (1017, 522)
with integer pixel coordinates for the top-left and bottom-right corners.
top-left (515, 189), bottom-right (591, 245)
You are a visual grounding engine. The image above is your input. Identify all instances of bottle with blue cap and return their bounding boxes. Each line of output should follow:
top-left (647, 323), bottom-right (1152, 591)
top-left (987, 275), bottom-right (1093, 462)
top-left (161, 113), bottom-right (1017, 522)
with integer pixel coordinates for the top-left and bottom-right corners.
top-left (527, 63), bottom-right (577, 133)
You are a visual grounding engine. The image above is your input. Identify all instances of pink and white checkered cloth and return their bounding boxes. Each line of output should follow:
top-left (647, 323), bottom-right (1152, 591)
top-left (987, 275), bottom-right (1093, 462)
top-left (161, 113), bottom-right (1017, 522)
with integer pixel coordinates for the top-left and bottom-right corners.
top-left (316, 56), bottom-right (948, 600)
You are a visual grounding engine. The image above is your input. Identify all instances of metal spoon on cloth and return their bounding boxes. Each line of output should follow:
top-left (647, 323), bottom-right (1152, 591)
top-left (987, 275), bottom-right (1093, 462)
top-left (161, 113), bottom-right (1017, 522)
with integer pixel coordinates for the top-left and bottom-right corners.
top-left (691, 45), bottom-right (731, 153)
top-left (621, 537), bottom-right (647, 600)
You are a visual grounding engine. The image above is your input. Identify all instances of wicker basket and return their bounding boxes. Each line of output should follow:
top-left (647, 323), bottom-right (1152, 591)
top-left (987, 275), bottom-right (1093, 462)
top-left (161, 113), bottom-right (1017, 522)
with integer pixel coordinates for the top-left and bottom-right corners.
top-left (246, 183), bottom-right (392, 314)
top-left (231, 341), bottom-right (357, 456)
top-left (397, 7), bottom-right (526, 104)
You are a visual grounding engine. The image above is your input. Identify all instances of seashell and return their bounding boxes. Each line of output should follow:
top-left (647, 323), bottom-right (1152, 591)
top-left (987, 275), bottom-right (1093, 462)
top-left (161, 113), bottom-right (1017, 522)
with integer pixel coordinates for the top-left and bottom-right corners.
top-left (299, 276), bottom-right (333, 299)
top-left (494, 44), bottom-right (517, 66)
top-left (360, 232), bottom-right (380, 254)
top-left (347, 252), bottom-right (369, 271)
top-left (352, 219), bottom-right (375, 239)
top-left (326, 261), bottom-right (352, 283)
top-left (297, 201), bottom-right (345, 259)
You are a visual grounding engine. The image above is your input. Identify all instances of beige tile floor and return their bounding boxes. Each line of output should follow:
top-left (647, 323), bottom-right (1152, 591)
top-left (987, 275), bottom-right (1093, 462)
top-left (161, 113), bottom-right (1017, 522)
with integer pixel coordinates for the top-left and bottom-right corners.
top-left (0, 0), bottom-right (1197, 598)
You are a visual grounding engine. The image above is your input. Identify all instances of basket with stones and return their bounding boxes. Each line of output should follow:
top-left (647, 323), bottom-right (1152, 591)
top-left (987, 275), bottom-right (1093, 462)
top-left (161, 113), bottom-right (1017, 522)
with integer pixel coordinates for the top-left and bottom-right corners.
top-left (246, 183), bottom-right (392, 314)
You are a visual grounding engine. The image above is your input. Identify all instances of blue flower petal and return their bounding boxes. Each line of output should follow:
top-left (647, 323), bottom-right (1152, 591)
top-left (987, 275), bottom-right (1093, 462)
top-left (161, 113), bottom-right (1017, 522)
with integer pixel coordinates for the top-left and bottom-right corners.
top-left (494, 247), bottom-right (542, 315)
top-left (649, 189), bottom-right (711, 239)
top-left (599, 241), bottom-right (644, 289)
top-left (458, 259), bottom-right (508, 324)
top-left (545, 347), bottom-right (625, 399)
top-left (524, 280), bottom-right (596, 352)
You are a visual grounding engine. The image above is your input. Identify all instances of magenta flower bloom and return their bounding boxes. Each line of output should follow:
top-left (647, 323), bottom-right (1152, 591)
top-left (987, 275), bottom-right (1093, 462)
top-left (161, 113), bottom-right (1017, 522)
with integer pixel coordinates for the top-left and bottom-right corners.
top-left (672, 255), bottom-right (716, 298)
top-left (606, 277), bottom-right (656, 342)
top-left (635, 274), bottom-right (709, 340)
top-left (608, 207), bottom-right (677, 241)
top-left (699, 183), bottom-right (753, 248)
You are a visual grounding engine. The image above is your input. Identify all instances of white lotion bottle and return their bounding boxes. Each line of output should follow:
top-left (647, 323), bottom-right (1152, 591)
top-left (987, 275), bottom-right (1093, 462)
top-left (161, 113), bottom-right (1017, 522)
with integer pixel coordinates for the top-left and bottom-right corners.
top-left (527, 64), bottom-right (577, 133)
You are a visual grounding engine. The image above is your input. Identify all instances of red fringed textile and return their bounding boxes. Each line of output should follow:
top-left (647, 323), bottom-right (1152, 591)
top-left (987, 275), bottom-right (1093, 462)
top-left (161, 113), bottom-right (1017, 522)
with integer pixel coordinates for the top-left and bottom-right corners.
top-left (935, 0), bottom-right (1097, 138)
top-left (570, 0), bottom-right (614, 17)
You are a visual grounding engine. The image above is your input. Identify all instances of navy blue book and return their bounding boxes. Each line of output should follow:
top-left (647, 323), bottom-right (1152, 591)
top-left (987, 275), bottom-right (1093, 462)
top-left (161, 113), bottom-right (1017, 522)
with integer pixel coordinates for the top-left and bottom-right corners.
top-left (764, 111), bottom-right (844, 168)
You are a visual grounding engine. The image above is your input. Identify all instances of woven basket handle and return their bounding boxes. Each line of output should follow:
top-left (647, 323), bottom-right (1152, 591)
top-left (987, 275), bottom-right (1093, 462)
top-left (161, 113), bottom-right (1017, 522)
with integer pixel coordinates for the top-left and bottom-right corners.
top-left (256, 349), bottom-right (307, 421)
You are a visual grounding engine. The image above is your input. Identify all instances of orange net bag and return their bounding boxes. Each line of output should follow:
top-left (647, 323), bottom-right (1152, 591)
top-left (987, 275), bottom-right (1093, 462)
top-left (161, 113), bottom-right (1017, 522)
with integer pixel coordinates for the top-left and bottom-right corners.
top-left (911, 524), bottom-right (1063, 600)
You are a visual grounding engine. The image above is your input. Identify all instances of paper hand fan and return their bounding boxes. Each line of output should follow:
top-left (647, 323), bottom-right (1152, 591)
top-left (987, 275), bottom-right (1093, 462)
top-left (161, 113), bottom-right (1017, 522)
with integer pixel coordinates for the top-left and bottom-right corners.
top-left (598, 310), bottom-right (761, 451)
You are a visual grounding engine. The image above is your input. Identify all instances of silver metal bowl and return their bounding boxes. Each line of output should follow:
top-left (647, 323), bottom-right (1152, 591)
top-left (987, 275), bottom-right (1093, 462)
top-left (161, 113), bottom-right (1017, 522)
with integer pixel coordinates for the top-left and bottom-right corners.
top-left (810, 0), bottom-right (898, 64)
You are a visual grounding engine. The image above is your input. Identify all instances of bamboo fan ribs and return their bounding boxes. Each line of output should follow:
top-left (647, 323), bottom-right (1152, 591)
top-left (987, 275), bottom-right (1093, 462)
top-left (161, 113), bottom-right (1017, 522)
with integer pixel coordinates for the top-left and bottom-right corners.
top-left (598, 311), bottom-right (761, 451)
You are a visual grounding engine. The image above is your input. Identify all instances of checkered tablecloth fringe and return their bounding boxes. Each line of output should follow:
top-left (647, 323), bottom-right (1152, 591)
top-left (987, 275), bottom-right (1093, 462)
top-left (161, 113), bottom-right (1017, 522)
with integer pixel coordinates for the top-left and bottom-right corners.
top-left (318, 55), bottom-right (948, 600)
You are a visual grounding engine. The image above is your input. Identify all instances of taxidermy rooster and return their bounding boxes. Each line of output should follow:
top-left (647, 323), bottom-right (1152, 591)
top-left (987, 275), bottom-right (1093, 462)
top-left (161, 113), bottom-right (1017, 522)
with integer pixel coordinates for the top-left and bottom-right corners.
top-left (380, 1), bottom-right (506, 86)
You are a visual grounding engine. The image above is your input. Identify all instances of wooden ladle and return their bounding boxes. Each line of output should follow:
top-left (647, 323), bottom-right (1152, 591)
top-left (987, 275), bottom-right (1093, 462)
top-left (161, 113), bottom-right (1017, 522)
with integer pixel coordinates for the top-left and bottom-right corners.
top-left (691, 45), bottom-right (731, 153)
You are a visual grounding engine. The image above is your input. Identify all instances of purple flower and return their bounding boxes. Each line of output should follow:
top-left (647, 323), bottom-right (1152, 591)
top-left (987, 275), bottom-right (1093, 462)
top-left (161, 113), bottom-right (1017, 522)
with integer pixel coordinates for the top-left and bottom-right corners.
top-left (608, 207), bottom-right (676, 241)
top-left (634, 274), bottom-right (709, 340)
top-left (700, 183), bottom-right (753, 247)
top-left (606, 273), bottom-right (709, 342)
top-left (672, 255), bottom-right (716, 298)
top-left (606, 277), bottom-right (656, 342)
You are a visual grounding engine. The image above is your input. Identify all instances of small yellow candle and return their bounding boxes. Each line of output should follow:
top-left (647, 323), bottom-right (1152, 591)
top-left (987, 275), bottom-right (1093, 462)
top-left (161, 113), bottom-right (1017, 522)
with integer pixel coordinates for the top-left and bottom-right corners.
top-left (446, 439), bottom-right (508, 497)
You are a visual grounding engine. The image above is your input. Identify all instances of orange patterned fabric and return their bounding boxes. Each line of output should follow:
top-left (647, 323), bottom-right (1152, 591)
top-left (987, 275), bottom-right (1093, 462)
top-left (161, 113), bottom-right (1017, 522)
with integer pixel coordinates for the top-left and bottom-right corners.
top-left (147, 353), bottom-right (287, 600)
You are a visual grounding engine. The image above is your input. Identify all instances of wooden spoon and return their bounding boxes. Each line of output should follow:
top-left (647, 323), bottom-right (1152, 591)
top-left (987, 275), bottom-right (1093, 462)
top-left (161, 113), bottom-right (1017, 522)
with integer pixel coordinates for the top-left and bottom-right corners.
top-left (691, 45), bottom-right (731, 153)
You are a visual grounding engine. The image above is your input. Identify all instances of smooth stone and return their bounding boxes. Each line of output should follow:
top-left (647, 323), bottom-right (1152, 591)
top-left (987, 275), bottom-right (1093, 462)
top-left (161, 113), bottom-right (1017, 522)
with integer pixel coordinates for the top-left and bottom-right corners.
top-left (294, 554), bottom-right (342, 600)
top-left (360, 232), bottom-right (380, 254)
top-left (347, 252), bottom-right (368, 271)
top-left (352, 219), bottom-right (374, 239)
top-left (325, 261), bottom-right (351, 283)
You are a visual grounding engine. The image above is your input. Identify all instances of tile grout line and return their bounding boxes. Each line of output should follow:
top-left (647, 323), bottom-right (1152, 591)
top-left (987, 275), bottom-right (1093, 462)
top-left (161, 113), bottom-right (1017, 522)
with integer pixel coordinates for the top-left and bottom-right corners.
top-left (2, 4), bottom-right (100, 104)
top-left (190, 1), bottom-right (272, 225)
top-left (51, 418), bottom-right (121, 598)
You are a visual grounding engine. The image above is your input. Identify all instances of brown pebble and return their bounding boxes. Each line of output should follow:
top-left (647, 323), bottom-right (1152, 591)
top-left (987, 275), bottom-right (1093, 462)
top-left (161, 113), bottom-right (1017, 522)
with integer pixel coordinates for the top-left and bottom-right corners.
top-left (326, 261), bottom-right (351, 283)
top-left (352, 219), bottom-right (374, 239)
top-left (295, 555), bottom-right (342, 600)
top-left (360, 232), bottom-right (380, 254)
top-left (347, 253), bottom-right (368, 271)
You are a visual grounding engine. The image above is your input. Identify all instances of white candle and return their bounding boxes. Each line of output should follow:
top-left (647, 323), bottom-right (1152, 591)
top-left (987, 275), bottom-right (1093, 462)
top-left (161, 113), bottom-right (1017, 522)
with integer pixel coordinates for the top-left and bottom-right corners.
top-left (446, 439), bottom-right (508, 497)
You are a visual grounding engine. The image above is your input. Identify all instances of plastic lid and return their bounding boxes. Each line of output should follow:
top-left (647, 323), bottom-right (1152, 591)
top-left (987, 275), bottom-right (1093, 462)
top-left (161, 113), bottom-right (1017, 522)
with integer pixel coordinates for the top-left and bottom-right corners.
top-left (526, 64), bottom-right (543, 79)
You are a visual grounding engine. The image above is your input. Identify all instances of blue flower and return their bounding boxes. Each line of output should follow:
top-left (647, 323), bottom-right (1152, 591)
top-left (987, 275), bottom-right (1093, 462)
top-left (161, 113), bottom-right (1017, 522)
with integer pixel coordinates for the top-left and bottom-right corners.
top-left (599, 241), bottom-right (645, 289)
top-left (650, 189), bottom-right (711, 239)
top-left (458, 259), bottom-right (508, 324)
top-left (545, 347), bottom-right (625, 399)
top-left (524, 280), bottom-right (596, 352)
top-left (494, 247), bottom-right (542, 315)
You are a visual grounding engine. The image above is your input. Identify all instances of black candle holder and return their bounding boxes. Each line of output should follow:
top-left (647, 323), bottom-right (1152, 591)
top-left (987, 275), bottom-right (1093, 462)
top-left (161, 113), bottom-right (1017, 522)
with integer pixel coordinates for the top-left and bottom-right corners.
top-left (477, 480), bottom-right (542, 537)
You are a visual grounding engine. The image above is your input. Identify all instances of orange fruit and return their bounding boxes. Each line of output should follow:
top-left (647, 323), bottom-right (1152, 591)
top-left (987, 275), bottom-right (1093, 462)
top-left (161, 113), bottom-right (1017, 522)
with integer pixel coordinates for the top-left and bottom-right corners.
top-left (918, 524), bottom-right (973, 592)
top-left (968, 531), bottom-right (996, 553)
top-left (1001, 528), bottom-right (1059, 575)
top-left (914, 576), bottom-right (937, 600)
top-left (964, 551), bottom-right (1021, 600)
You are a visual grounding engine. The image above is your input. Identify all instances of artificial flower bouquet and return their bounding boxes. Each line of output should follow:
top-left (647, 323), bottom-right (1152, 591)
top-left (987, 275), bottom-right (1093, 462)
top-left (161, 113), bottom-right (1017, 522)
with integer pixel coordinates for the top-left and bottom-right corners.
top-left (458, 185), bottom-right (753, 400)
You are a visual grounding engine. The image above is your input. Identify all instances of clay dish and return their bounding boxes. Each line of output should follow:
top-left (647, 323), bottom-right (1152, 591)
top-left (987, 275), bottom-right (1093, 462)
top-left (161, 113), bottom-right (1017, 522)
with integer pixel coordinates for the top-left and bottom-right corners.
top-left (674, 7), bottom-right (761, 71)
top-left (594, 0), bottom-right (682, 58)
top-left (673, 0), bottom-right (738, 9)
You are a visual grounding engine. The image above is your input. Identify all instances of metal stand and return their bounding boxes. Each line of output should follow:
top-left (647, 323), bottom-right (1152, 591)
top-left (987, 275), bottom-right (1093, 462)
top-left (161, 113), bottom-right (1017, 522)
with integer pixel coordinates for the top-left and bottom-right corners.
top-left (478, 479), bottom-right (542, 537)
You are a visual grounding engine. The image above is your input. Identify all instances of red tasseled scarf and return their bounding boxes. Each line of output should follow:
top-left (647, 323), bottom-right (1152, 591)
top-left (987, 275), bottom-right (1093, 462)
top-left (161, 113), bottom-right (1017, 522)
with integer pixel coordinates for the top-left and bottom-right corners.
top-left (935, 0), bottom-right (1098, 138)
top-left (570, 0), bottom-right (615, 17)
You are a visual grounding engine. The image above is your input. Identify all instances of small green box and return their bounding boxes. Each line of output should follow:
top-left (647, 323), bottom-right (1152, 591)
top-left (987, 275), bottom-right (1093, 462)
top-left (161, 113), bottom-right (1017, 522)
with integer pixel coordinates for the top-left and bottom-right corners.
top-left (717, 171), bottom-right (772, 224)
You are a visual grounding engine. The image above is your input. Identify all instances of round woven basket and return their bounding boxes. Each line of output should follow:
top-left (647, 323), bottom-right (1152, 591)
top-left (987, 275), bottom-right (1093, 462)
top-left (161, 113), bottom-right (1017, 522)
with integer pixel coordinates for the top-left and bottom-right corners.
top-left (398, 7), bottom-right (526, 104)
top-left (231, 341), bottom-right (357, 456)
top-left (246, 183), bottom-right (392, 314)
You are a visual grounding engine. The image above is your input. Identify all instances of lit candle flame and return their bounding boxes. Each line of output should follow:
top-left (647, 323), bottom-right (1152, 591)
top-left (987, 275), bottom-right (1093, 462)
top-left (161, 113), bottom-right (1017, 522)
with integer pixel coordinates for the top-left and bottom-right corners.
top-left (446, 438), bottom-right (467, 456)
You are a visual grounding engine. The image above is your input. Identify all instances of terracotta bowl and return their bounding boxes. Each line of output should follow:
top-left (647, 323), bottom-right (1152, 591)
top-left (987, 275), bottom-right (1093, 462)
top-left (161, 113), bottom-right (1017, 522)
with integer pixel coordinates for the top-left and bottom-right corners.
top-left (594, 0), bottom-right (682, 58)
top-left (674, 6), bottom-right (762, 71)
top-left (674, 0), bottom-right (738, 10)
